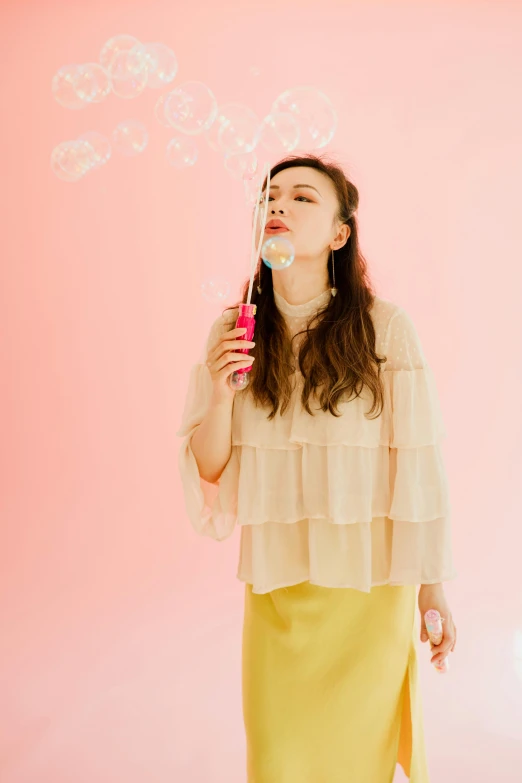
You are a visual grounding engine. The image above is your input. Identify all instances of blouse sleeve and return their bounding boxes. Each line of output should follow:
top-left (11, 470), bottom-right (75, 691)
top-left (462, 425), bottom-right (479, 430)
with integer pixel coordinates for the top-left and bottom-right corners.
top-left (175, 312), bottom-right (240, 541)
top-left (383, 307), bottom-right (457, 585)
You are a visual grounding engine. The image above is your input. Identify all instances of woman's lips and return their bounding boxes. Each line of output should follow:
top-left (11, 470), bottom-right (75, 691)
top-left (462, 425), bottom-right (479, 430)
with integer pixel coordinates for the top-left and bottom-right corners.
top-left (265, 226), bottom-right (290, 234)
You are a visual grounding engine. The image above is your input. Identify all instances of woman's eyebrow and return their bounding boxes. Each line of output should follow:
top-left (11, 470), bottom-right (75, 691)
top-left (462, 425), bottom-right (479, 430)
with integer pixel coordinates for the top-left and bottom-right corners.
top-left (268, 184), bottom-right (322, 196)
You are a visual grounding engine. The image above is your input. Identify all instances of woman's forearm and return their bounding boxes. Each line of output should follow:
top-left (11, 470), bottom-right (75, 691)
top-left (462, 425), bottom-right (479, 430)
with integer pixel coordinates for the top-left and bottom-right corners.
top-left (190, 394), bottom-right (234, 484)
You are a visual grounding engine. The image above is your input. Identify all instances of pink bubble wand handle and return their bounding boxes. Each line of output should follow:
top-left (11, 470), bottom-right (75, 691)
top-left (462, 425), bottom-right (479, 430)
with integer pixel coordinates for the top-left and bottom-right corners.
top-left (235, 303), bottom-right (257, 373)
top-left (424, 609), bottom-right (450, 673)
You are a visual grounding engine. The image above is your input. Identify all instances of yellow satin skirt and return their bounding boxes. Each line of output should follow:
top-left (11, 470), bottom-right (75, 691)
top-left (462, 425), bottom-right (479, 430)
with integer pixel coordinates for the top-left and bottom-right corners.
top-left (242, 580), bottom-right (430, 783)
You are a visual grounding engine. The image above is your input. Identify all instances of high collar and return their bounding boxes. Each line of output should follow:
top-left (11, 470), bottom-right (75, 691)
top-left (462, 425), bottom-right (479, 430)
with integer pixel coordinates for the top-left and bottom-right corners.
top-left (273, 287), bottom-right (332, 318)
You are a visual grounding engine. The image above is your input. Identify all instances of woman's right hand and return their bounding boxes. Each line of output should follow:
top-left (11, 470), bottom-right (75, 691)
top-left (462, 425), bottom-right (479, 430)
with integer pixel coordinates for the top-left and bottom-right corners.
top-left (206, 326), bottom-right (256, 403)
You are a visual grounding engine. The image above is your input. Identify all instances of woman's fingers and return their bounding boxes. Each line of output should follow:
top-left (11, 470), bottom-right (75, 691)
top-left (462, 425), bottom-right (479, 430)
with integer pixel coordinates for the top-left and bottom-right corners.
top-left (450, 624), bottom-right (457, 652)
top-left (207, 331), bottom-right (255, 371)
top-left (217, 358), bottom-right (255, 380)
top-left (213, 351), bottom-right (255, 374)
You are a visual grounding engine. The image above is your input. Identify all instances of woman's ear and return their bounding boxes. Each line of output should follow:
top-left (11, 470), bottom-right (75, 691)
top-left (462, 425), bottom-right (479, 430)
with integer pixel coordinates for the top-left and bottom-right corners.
top-left (333, 223), bottom-right (350, 249)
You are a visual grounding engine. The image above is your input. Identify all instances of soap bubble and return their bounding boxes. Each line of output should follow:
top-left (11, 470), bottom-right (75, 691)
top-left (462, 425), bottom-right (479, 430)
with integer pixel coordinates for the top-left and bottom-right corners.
top-left (50, 140), bottom-right (95, 181)
top-left (50, 144), bottom-right (85, 182)
top-left (112, 120), bottom-right (148, 156)
top-left (271, 87), bottom-right (337, 149)
top-left (217, 104), bottom-right (261, 154)
top-left (257, 112), bottom-right (300, 154)
top-left (261, 236), bottom-right (295, 270)
top-left (164, 81), bottom-right (218, 135)
top-left (204, 103), bottom-right (239, 152)
top-left (154, 95), bottom-right (172, 128)
top-left (201, 277), bottom-right (230, 303)
top-left (52, 65), bottom-right (87, 110)
top-left (229, 370), bottom-right (250, 391)
top-left (56, 140), bottom-right (95, 176)
top-left (205, 103), bottom-right (257, 152)
top-left (99, 34), bottom-right (141, 70)
top-left (224, 149), bottom-right (258, 181)
top-left (51, 160), bottom-right (83, 182)
top-left (77, 131), bottom-right (111, 168)
top-left (73, 63), bottom-right (111, 103)
top-left (166, 137), bottom-right (198, 168)
top-left (127, 43), bottom-right (159, 78)
top-left (136, 42), bottom-right (178, 88)
top-left (109, 50), bottom-right (148, 99)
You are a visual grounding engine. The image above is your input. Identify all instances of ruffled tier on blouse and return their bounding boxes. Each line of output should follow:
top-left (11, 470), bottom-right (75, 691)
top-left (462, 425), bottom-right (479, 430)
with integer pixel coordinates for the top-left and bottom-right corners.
top-left (237, 516), bottom-right (456, 594)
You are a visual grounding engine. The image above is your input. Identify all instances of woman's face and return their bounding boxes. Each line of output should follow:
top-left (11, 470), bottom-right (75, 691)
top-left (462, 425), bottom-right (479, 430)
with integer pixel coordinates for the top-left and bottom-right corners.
top-left (255, 166), bottom-right (348, 261)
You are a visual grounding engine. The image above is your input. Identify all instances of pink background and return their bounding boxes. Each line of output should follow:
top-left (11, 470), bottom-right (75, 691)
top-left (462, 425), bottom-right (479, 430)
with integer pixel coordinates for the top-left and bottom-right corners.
top-left (2, 0), bottom-right (522, 780)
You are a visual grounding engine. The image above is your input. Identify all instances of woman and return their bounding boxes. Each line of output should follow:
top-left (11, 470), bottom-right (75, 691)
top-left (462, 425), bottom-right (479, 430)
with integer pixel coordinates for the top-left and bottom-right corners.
top-left (177, 154), bottom-right (457, 783)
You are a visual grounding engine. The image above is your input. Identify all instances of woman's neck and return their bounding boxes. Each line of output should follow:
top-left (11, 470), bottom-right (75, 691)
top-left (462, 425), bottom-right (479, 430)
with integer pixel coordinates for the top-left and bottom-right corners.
top-left (272, 276), bottom-right (330, 307)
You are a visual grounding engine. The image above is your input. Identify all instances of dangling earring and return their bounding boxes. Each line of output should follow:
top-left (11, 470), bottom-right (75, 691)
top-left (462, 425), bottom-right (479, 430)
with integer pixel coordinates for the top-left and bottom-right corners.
top-left (257, 262), bottom-right (262, 294)
top-left (331, 248), bottom-right (338, 297)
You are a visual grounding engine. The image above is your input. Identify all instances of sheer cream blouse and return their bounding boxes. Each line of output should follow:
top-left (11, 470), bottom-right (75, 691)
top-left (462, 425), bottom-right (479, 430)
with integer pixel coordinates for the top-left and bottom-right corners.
top-left (176, 289), bottom-right (457, 594)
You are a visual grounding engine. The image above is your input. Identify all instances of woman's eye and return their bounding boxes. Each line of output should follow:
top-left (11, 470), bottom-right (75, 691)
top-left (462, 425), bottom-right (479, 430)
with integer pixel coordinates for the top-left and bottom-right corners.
top-left (262, 195), bottom-right (311, 202)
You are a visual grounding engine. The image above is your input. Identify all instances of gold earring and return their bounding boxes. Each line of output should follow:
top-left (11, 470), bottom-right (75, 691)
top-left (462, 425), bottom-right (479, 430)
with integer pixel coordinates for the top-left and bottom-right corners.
top-left (331, 248), bottom-right (337, 297)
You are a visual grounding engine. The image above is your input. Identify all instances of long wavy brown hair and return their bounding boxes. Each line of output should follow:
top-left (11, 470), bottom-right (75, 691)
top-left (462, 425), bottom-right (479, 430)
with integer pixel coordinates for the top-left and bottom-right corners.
top-left (224, 153), bottom-right (387, 421)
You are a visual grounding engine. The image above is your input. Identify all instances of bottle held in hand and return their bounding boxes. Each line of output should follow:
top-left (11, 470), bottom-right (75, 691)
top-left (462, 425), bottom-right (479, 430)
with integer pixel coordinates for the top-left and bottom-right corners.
top-left (229, 303), bottom-right (257, 391)
top-left (206, 321), bottom-right (256, 403)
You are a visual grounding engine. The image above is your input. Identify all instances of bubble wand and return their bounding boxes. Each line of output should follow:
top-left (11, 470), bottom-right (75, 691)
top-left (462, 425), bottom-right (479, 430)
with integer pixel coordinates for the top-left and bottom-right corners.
top-left (228, 162), bottom-right (272, 391)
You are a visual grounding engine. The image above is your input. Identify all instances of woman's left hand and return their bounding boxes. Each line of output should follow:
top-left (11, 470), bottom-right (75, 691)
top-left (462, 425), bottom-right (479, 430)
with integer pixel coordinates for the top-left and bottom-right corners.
top-left (418, 583), bottom-right (457, 666)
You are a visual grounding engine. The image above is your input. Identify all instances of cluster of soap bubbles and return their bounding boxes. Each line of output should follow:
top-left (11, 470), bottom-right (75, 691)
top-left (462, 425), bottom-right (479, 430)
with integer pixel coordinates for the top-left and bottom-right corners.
top-left (50, 120), bottom-right (150, 181)
top-left (51, 34), bottom-right (178, 180)
top-left (52, 35), bottom-right (178, 108)
top-left (153, 83), bottom-right (337, 182)
top-left (199, 87), bottom-right (338, 204)
top-left (51, 32), bottom-right (337, 188)
top-left (50, 33), bottom-right (334, 306)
